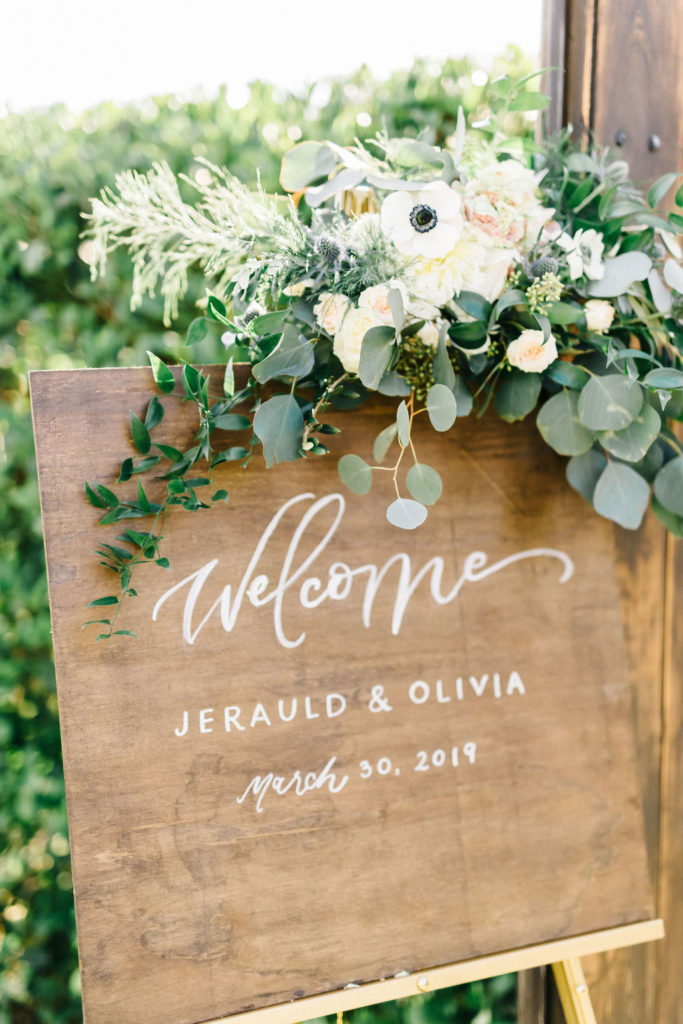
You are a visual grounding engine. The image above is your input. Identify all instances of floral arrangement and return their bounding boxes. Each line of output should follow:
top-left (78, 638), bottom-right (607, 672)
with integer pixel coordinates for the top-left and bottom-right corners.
top-left (82, 74), bottom-right (683, 638)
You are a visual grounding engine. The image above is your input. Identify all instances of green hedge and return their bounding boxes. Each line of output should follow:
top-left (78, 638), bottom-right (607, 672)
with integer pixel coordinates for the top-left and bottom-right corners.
top-left (0, 49), bottom-right (531, 1024)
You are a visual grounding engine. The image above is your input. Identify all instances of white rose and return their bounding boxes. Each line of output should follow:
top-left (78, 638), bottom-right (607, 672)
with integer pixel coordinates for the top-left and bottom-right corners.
top-left (313, 292), bottom-right (352, 336)
top-left (584, 299), bottom-right (615, 333)
top-left (358, 280), bottom-right (408, 325)
top-left (333, 306), bottom-right (384, 374)
top-left (416, 321), bottom-right (441, 348)
top-left (460, 246), bottom-right (513, 302)
top-left (507, 329), bottom-right (558, 373)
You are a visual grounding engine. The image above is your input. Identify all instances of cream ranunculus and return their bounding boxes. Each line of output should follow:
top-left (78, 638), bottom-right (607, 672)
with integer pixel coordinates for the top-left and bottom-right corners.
top-left (313, 292), bottom-right (352, 335)
top-left (584, 298), bottom-right (615, 333)
top-left (358, 279), bottom-right (408, 325)
top-left (463, 158), bottom-right (554, 252)
top-left (416, 321), bottom-right (441, 348)
top-left (404, 230), bottom-right (487, 317)
top-left (380, 181), bottom-right (464, 259)
top-left (507, 329), bottom-right (558, 373)
top-left (333, 306), bottom-right (384, 374)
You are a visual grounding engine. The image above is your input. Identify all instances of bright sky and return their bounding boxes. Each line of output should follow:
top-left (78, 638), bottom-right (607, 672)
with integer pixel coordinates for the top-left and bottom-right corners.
top-left (1, 0), bottom-right (544, 111)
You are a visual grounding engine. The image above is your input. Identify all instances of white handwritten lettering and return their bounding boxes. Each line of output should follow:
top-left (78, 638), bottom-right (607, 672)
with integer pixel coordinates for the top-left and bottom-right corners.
top-left (153, 492), bottom-right (574, 649)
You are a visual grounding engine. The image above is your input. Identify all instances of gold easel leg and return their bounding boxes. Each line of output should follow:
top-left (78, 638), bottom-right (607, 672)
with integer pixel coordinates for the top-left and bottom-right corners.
top-left (551, 958), bottom-right (598, 1024)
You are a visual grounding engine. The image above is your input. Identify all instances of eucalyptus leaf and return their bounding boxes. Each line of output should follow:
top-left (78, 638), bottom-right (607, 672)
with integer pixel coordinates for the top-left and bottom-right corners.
top-left (253, 394), bottom-right (304, 467)
top-left (653, 456), bottom-right (683, 515)
top-left (648, 269), bottom-right (672, 313)
top-left (598, 404), bottom-right (660, 462)
top-left (427, 383), bottom-right (457, 432)
top-left (593, 461), bottom-right (650, 530)
top-left (643, 367), bottom-right (683, 390)
top-left (648, 172), bottom-right (680, 209)
top-left (338, 454), bottom-right (372, 495)
top-left (663, 258), bottom-right (683, 294)
top-left (566, 449), bottom-right (607, 502)
top-left (491, 289), bottom-right (527, 323)
top-left (406, 463), bottom-right (443, 505)
top-left (455, 290), bottom-right (492, 322)
top-left (213, 413), bottom-right (251, 430)
top-left (305, 168), bottom-right (365, 207)
top-left (373, 422), bottom-right (398, 463)
top-left (652, 496), bottom-right (683, 538)
top-left (187, 317), bottom-right (210, 345)
top-left (537, 390), bottom-right (594, 456)
top-left (433, 330), bottom-right (455, 390)
top-left (377, 371), bottom-right (411, 396)
top-left (280, 141), bottom-right (337, 191)
top-left (587, 252), bottom-right (652, 297)
top-left (495, 369), bottom-right (541, 422)
top-left (396, 401), bottom-right (411, 446)
top-left (547, 301), bottom-right (584, 325)
top-left (544, 361), bottom-right (590, 390)
top-left (386, 497), bottom-right (428, 530)
top-left (358, 325), bottom-right (396, 391)
top-left (578, 374), bottom-right (643, 431)
top-left (387, 288), bottom-right (405, 331)
top-left (252, 324), bottom-right (315, 383)
top-left (250, 310), bottom-right (289, 335)
top-left (453, 374), bottom-right (474, 417)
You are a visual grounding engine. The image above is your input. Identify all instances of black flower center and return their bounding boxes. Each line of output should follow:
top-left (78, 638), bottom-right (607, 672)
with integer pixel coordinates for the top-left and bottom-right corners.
top-left (409, 203), bottom-right (438, 234)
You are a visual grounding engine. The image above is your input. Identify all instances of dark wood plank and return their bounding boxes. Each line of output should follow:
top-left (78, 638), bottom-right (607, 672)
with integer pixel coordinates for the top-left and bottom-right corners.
top-left (31, 367), bottom-right (657, 1024)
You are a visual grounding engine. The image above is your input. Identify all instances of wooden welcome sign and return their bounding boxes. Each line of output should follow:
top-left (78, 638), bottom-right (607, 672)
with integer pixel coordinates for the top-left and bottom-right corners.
top-left (31, 367), bottom-right (662, 1024)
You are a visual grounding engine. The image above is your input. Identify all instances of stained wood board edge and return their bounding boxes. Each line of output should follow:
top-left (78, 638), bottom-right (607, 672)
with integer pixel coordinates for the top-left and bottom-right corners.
top-left (203, 920), bottom-right (663, 1024)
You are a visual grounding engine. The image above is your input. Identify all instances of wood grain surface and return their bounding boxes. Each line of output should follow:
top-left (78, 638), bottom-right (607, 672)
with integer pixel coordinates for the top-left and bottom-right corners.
top-left (30, 367), bottom-right (657, 1024)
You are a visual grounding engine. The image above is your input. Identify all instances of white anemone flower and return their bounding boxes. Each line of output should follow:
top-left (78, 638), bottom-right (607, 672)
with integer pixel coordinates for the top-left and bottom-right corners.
top-left (380, 181), bottom-right (463, 259)
top-left (556, 228), bottom-right (605, 280)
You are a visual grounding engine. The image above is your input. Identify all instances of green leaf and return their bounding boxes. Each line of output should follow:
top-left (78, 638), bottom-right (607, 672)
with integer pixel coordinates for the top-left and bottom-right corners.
top-left (211, 447), bottom-right (249, 466)
top-left (668, 212), bottom-right (683, 231)
top-left (338, 454), bottom-right (372, 495)
top-left (373, 422), bottom-right (398, 463)
top-left (187, 317), bottom-right (210, 345)
top-left (358, 325), bottom-right (396, 391)
top-left (578, 374), bottom-right (643, 430)
top-left (427, 384), bottom-right (457, 432)
top-left (206, 294), bottom-right (229, 323)
top-left (213, 413), bottom-right (251, 430)
top-left (598, 404), bottom-right (660, 462)
top-left (644, 368), bottom-right (683, 390)
top-left (491, 289), bottom-right (527, 322)
top-left (144, 395), bottom-right (164, 431)
top-left (653, 456), bottom-right (683, 515)
top-left (95, 484), bottom-right (119, 507)
top-left (136, 479), bottom-right (151, 513)
top-left (118, 458), bottom-right (133, 483)
top-left (155, 442), bottom-right (183, 461)
top-left (181, 363), bottom-right (202, 400)
top-left (566, 449), bottom-right (607, 502)
top-left (280, 140), bottom-right (338, 191)
top-left (130, 412), bottom-right (151, 454)
top-left (433, 330), bottom-right (455, 390)
top-left (85, 481), bottom-right (107, 508)
top-left (147, 351), bottom-right (175, 394)
top-left (211, 490), bottom-right (229, 503)
top-left (455, 290), bottom-right (492, 321)
top-left (547, 302), bottom-right (584, 325)
top-left (406, 464), bottom-right (442, 505)
top-left (648, 172), bottom-right (680, 209)
top-left (396, 401), bottom-right (410, 446)
top-left (537, 390), bottom-right (595, 456)
top-left (448, 320), bottom-right (488, 348)
top-left (250, 310), bottom-right (289, 335)
top-left (130, 455), bottom-right (161, 475)
top-left (494, 369), bottom-right (541, 422)
top-left (253, 394), bottom-right (304, 467)
top-left (508, 91), bottom-right (550, 111)
top-left (544, 361), bottom-right (590, 390)
top-left (676, 182), bottom-right (683, 207)
top-left (111, 630), bottom-right (137, 638)
top-left (386, 497), bottom-right (428, 530)
top-left (252, 324), bottom-right (315, 383)
top-left (593, 461), bottom-right (651, 529)
top-left (86, 596), bottom-right (119, 607)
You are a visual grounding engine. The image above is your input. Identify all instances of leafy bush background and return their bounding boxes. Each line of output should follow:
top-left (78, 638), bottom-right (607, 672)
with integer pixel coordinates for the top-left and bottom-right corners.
top-left (0, 49), bottom-right (531, 1024)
